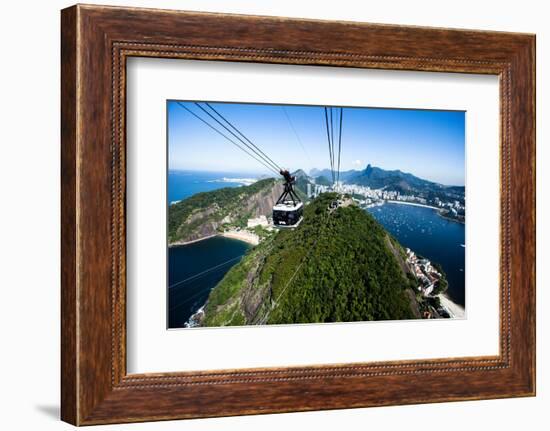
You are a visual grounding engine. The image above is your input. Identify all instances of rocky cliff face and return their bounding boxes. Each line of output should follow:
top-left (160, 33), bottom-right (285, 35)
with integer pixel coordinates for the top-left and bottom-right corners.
top-left (169, 179), bottom-right (283, 245)
top-left (244, 184), bottom-right (284, 217)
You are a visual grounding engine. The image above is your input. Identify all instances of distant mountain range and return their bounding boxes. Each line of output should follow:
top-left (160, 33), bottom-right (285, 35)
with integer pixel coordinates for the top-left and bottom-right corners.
top-left (306, 164), bottom-right (464, 198)
top-left (309, 167), bottom-right (357, 183)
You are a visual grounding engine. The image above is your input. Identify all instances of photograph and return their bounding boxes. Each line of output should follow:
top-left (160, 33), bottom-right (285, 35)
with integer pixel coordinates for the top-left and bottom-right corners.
top-left (167, 101), bottom-right (466, 329)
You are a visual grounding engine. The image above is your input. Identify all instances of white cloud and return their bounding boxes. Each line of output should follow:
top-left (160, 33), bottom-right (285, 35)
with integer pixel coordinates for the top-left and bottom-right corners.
top-left (352, 159), bottom-right (363, 168)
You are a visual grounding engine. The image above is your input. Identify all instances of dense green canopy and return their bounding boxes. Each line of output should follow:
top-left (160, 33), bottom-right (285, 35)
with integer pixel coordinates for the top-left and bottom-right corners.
top-left (203, 193), bottom-right (417, 326)
top-left (168, 178), bottom-right (277, 243)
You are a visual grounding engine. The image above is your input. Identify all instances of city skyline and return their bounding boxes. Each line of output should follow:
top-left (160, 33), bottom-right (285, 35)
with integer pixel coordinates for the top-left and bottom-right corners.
top-left (168, 101), bottom-right (466, 186)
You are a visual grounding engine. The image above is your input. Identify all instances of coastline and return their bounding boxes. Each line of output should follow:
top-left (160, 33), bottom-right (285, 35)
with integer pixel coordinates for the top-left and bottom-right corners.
top-left (385, 200), bottom-right (465, 224)
top-left (437, 293), bottom-right (465, 319)
top-left (168, 234), bottom-right (218, 248)
top-left (185, 292), bottom-right (466, 327)
top-left (370, 201), bottom-right (465, 319)
top-left (438, 213), bottom-right (465, 225)
top-left (386, 200), bottom-right (440, 210)
top-left (169, 230), bottom-right (259, 248)
top-left (222, 230), bottom-right (260, 246)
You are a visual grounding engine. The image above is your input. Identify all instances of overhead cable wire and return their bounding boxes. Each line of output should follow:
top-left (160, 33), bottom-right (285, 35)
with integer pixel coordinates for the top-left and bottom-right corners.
top-left (168, 255), bottom-right (244, 289)
top-left (337, 108), bottom-right (343, 186)
top-left (168, 257), bottom-right (246, 313)
top-left (202, 102), bottom-right (283, 173)
top-left (324, 107), bottom-right (335, 185)
top-left (281, 106), bottom-right (311, 162)
top-left (177, 102), bottom-right (280, 175)
top-left (194, 102), bottom-right (281, 173)
top-left (257, 206), bottom-right (337, 324)
top-left (330, 107), bottom-right (335, 184)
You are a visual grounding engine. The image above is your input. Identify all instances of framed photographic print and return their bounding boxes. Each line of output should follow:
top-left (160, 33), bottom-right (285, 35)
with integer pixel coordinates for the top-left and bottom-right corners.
top-left (61, 4), bottom-right (536, 425)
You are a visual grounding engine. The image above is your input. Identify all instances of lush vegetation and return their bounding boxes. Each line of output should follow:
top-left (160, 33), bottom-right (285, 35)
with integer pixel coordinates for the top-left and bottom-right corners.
top-left (431, 261), bottom-right (449, 295)
top-left (348, 164), bottom-right (438, 192)
top-left (168, 178), bottom-right (277, 243)
top-left (202, 241), bottom-right (272, 326)
top-left (314, 175), bottom-right (332, 186)
top-left (202, 193), bottom-right (417, 326)
top-left (292, 170), bottom-right (312, 202)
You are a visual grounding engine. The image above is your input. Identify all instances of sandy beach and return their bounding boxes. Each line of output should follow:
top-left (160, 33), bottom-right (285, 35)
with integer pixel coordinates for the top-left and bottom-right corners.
top-left (222, 230), bottom-right (260, 246)
top-left (437, 293), bottom-right (465, 319)
top-left (168, 234), bottom-right (218, 247)
top-left (387, 200), bottom-right (464, 224)
top-left (169, 230), bottom-right (260, 247)
top-left (386, 200), bottom-right (440, 211)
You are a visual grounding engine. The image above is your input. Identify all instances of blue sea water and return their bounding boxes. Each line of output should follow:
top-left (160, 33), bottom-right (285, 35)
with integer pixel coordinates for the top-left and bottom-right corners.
top-left (168, 170), bottom-right (257, 328)
top-left (168, 237), bottom-right (251, 328)
top-left (168, 170), bottom-right (258, 204)
top-left (366, 203), bottom-right (465, 306)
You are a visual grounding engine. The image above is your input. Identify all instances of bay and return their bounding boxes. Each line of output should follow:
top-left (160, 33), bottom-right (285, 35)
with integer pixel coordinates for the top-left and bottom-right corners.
top-left (168, 236), bottom-right (251, 328)
top-left (366, 202), bottom-right (465, 306)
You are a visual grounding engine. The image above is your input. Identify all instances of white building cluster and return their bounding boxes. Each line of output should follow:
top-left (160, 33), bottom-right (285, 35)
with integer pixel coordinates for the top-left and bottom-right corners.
top-left (337, 183), bottom-right (464, 218)
top-left (307, 183), bottom-right (330, 199)
top-left (434, 197), bottom-right (465, 216)
top-left (247, 215), bottom-right (269, 228)
top-left (405, 248), bottom-right (442, 296)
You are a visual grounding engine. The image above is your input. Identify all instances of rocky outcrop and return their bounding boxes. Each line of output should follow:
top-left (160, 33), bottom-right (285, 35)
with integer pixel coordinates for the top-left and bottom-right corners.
top-left (169, 180), bottom-right (283, 245)
top-left (244, 184), bottom-right (284, 216)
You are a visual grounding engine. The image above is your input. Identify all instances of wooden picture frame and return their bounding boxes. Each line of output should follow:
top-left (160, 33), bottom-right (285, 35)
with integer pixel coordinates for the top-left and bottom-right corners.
top-left (61, 4), bottom-right (536, 425)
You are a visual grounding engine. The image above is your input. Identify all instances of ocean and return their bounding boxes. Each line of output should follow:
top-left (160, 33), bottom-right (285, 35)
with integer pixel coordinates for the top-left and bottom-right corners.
top-left (168, 170), bottom-right (259, 204)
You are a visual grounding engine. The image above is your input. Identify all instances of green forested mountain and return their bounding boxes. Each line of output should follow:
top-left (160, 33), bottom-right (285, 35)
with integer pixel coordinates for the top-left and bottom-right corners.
top-left (309, 168), bottom-right (358, 182)
top-left (346, 164), bottom-right (438, 192)
top-left (314, 175), bottom-right (332, 186)
top-left (168, 178), bottom-right (281, 244)
top-left (201, 193), bottom-right (418, 326)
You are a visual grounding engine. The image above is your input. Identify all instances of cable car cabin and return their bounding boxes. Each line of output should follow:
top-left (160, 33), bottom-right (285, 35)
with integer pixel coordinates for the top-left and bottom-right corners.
top-left (273, 169), bottom-right (304, 228)
top-left (273, 201), bottom-right (304, 227)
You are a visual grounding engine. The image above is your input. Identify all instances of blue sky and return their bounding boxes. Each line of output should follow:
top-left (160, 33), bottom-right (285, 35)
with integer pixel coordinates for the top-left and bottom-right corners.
top-left (168, 101), bottom-right (465, 186)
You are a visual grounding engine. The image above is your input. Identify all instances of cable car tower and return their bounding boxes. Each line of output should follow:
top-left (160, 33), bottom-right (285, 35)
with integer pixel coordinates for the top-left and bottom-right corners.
top-left (272, 169), bottom-right (304, 228)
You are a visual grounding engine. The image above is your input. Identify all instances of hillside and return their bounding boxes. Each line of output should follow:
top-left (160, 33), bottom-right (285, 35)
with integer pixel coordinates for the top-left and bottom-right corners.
top-left (199, 193), bottom-right (419, 326)
top-left (314, 175), bottom-right (332, 186)
top-left (292, 169), bottom-right (312, 202)
top-left (168, 178), bottom-right (282, 245)
top-left (309, 168), bottom-right (358, 182)
top-left (346, 164), bottom-right (438, 192)
top-left (310, 164), bottom-right (464, 202)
